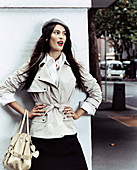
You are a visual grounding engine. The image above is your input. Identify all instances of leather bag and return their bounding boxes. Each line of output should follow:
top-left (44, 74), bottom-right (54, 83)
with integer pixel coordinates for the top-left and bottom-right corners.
top-left (2, 109), bottom-right (39, 170)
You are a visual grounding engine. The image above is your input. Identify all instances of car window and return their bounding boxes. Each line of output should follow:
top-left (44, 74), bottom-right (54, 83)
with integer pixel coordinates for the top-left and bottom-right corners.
top-left (100, 64), bottom-right (108, 70)
top-left (108, 64), bottom-right (123, 70)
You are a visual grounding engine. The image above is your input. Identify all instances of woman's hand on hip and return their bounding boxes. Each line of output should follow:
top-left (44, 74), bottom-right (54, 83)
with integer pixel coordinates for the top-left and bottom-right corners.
top-left (28, 103), bottom-right (46, 119)
top-left (64, 106), bottom-right (86, 120)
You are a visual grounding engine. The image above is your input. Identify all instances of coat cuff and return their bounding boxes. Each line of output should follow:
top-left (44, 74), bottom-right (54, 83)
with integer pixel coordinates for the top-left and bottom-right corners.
top-left (80, 101), bottom-right (96, 116)
top-left (0, 94), bottom-right (16, 106)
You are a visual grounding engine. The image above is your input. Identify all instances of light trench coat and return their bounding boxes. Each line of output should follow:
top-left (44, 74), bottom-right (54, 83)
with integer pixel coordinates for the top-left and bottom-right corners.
top-left (0, 53), bottom-right (102, 139)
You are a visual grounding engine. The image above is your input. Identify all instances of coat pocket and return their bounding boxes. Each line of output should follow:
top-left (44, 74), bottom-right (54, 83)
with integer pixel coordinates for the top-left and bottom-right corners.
top-left (32, 115), bottom-right (47, 123)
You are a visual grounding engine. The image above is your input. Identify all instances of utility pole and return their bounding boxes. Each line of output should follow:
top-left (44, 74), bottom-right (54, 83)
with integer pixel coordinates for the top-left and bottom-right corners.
top-left (104, 30), bottom-right (107, 101)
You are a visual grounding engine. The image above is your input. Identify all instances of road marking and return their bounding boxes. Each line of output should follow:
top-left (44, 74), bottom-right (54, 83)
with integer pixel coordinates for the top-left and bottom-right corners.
top-left (109, 115), bottom-right (137, 127)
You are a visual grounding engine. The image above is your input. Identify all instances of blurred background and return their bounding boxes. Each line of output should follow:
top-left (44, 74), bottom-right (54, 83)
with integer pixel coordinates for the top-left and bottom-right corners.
top-left (89, 1), bottom-right (137, 169)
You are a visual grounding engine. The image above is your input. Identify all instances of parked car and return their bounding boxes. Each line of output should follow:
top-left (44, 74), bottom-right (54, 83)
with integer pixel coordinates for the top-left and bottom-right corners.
top-left (100, 60), bottom-right (125, 80)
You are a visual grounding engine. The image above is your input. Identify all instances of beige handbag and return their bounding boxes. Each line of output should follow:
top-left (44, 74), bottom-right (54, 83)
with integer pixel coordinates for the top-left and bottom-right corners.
top-left (2, 109), bottom-right (39, 170)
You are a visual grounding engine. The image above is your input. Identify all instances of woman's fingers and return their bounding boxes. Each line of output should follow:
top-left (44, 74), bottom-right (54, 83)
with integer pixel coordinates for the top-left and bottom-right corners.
top-left (28, 103), bottom-right (46, 119)
top-left (64, 106), bottom-right (74, 116)
top-left (64, 106), bottom-right (73, 111)
top-left (34, 104), bottom-right (46, 113)
top-left (33, 109), bottom-right (46, 113)
top-left (32, 113), bottom-right (43, 117)
top-left (28, 112), bottom-right (43, 119)
top-left (35, 104), bottom-right (46, 110)
top-left (64, 106), bottom-right (79, 120)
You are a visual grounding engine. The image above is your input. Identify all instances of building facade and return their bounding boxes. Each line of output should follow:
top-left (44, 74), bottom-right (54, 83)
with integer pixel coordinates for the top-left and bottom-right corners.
top-left (0, 0), bottom-right (93, 169)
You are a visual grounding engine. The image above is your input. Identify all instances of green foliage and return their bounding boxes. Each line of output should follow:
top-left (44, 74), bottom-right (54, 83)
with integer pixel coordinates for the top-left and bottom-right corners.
top-left (95, 0), bottom-right (137, 59)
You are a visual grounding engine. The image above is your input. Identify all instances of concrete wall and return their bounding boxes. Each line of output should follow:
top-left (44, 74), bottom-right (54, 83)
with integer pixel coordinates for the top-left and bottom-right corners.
top-left (0, 4), bottom-right (92, 170)
top-left (0, 0), bottom-right (91, 7)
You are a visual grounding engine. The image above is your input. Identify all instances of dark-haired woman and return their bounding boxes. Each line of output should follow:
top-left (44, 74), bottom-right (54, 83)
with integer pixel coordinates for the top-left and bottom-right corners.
top-left (0, 18), bottom-right (102, 170)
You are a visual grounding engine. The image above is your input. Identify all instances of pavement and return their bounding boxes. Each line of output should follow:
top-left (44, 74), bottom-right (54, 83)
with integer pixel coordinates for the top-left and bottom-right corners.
top-left (92, 101), bottom-right (137, 170)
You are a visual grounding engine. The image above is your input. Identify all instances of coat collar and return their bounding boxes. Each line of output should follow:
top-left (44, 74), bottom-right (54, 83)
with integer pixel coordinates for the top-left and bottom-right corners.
top-left (38, 52), bottom-right (70, 88)
top-left (39, 52), bottom-right (70, 67)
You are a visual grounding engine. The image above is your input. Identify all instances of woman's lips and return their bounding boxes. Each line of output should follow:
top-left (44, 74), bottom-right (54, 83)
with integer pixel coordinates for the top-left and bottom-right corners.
top-left (57, 41), bottom-right (63, 46)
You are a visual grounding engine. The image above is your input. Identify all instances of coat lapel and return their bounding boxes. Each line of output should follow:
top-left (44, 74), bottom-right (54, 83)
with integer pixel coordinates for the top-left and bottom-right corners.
top-left (37, 63), bottom-right (57, 87)
top-left (34, 53), bottom-right (71, 88)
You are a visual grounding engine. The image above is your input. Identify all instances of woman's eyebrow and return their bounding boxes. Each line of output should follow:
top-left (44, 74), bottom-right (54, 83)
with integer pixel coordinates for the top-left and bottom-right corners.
top-left (54, 29), bottom-right (66, 32)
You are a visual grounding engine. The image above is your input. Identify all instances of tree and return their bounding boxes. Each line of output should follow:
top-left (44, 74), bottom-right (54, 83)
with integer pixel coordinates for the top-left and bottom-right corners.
top-left (95, 0), bottom-right (137, 61)
top-left (88, 9), bottom-right (102, 88)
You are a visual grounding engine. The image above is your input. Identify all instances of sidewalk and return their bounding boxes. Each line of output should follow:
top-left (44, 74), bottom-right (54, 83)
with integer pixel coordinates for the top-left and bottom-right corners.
top-left (92, 101), bottom-right (137, 170)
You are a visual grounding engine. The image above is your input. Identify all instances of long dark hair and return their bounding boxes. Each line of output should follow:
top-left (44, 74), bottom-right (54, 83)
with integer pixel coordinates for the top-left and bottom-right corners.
top-left (23, 23), bottom-right (84, 90)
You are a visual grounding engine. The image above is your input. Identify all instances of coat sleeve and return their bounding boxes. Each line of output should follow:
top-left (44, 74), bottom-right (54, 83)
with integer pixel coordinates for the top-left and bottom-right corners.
top-left (78, 61), bottom-right (102, 115)
top-left (0, 61), bottom-right (29, 106)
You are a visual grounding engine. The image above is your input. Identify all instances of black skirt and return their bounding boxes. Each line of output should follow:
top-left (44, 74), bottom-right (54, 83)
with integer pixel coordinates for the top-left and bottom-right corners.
top-left (30, 134), bottom-right (88, 170)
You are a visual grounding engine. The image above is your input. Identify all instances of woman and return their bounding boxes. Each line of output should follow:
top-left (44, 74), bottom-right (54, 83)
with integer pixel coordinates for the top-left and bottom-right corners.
top-left (0, 18), bottom-right (102, 170)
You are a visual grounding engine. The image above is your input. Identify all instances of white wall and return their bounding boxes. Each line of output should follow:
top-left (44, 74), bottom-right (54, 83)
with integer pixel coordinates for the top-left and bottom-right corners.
top-left (0, 0), bottom-right (91, 7)
top-left (0, 8), bottom-right (92, 170)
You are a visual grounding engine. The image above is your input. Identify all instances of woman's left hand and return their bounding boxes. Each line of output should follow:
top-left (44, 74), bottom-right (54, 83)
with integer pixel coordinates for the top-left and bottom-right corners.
top-left (64, 106), bottom-right (85, 120)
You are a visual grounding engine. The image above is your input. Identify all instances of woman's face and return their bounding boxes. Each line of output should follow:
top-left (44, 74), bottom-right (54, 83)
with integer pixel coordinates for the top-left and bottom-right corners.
top-left (49, 24), bottom-right (67, 53)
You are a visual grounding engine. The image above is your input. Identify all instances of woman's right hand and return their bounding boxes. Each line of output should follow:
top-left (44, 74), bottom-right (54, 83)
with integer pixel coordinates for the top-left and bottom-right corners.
top-left (28, 103), bottom-right (46, 119)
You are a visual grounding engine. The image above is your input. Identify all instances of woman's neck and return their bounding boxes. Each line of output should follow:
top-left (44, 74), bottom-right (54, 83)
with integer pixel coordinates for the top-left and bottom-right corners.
top-left (49, 51), bottom-right (61, 61)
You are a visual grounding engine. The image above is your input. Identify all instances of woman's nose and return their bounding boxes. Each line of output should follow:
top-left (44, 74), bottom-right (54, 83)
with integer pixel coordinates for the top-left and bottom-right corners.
top-left (59, 33), bottom-right (64, 39)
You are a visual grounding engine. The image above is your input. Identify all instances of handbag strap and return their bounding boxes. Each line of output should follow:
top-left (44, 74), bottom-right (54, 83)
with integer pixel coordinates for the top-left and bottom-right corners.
top-left (15, 110), bottom-right (26, 134)
top-left (16, 109), bottom-right (29, 135)
top-left (26, 110), bottom-right (29, 135)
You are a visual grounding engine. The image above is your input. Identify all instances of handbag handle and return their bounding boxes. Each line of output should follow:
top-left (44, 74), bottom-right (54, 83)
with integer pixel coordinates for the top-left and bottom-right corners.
top-left (16, 109), bottom-right (29, 135)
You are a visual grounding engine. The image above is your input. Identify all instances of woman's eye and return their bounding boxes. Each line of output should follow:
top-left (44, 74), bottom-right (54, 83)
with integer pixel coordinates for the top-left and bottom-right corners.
top-left (63, 32), bottom-right (67, 36)
top-left (54, 31), bottom-right (59, 34)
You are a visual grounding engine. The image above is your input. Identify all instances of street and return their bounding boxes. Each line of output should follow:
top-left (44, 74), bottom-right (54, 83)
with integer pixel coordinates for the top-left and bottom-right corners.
top-left (102, 80), bottom-right (137, 109)
top-left (92, 80), bottom-right (137, 170)
top-left (92, 104), bottom-right (137, 170)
